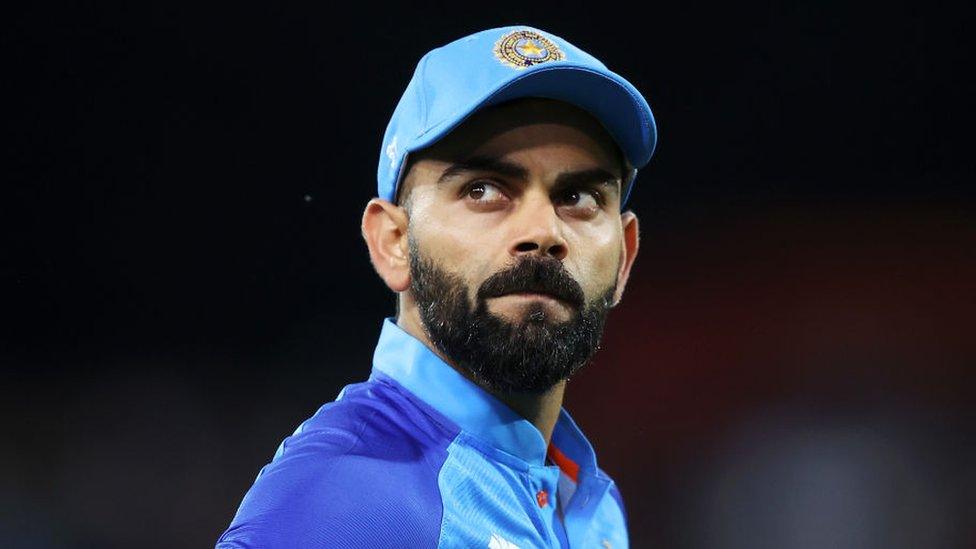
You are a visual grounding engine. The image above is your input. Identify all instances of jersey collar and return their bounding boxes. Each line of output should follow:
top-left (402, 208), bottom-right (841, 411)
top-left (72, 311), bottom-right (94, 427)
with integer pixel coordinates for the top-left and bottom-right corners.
top-left (370, 317), bottom-right (599, 473)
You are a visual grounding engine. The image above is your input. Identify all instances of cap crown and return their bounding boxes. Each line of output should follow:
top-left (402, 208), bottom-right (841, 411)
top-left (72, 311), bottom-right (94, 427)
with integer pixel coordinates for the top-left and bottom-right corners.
top-left (378, 26), bottom-right (657, 206)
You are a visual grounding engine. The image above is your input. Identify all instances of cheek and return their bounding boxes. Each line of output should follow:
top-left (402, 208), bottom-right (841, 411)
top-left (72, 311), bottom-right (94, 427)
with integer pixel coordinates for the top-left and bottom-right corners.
top-left (410, 204), bottom-right (507, 284)
top-left (567, 229), bottom-right (622, 296)
top-left (409, 221), bottom-right (496, 300)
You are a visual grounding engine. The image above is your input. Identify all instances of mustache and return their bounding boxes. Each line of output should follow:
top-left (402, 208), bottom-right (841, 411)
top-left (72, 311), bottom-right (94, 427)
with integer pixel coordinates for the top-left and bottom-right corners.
top-left (476, 257), bottom-right (585, 308)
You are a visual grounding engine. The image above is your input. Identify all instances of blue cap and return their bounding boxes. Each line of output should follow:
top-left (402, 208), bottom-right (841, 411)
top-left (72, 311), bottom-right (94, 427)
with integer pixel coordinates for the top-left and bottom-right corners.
top-left (377, 26), bottom-right (658, 207)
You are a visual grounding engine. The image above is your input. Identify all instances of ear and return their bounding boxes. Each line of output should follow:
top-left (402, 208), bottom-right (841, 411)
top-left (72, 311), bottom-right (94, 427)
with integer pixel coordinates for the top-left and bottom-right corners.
top-left (361, 198), bottom-right (411, 293)
top-left (611, 210), bottom-right (640, 306)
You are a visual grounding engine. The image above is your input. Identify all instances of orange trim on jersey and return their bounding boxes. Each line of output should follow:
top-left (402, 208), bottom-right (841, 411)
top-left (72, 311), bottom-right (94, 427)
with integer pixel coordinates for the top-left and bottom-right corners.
top-left (546, 444), bottom-right (579, 483)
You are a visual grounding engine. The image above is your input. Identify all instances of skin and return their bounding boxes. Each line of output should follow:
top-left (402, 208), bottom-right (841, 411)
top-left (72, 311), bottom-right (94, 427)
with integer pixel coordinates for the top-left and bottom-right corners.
top-left (361, 99), bottom-right (640, 445)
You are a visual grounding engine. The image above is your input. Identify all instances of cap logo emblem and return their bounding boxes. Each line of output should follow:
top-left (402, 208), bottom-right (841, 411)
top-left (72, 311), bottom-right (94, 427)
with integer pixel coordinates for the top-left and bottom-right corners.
top-left (494, 30), bottom-right (564, 70)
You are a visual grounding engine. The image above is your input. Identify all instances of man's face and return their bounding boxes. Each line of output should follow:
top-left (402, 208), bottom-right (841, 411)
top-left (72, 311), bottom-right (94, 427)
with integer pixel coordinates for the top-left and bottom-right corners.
top-left (399, 99), bottom-right (634, 394)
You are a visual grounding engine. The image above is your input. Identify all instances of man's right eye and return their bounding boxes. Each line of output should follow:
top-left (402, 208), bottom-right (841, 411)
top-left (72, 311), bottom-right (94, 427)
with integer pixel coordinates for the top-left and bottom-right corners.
top-left (464, 181), bottom-right (507, 203)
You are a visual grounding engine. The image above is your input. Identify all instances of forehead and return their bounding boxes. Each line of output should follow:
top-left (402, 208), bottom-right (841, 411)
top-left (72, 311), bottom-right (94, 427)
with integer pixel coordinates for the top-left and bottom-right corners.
top-left (400, 99), bottom-right (624, 195)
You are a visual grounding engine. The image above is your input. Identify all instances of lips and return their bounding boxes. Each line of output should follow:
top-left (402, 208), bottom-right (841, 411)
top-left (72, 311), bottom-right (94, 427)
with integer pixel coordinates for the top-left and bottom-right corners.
top-left (497, 290), bottom-right (573, 305)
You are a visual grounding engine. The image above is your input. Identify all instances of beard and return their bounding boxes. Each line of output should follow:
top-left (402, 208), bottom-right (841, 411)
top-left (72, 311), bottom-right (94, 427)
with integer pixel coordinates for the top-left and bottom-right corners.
top-left (408, 237), bottom-right (617, 395)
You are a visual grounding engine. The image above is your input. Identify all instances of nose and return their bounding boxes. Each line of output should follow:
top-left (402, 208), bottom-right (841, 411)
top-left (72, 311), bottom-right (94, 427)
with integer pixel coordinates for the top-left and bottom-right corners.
top-left (508, 194), bottom-right (568, 261)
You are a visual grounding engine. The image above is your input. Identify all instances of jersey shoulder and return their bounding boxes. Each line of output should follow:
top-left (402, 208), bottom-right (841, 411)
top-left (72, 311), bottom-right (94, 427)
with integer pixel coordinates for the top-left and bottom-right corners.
top-left (217, 376), bottom-right (460, 548)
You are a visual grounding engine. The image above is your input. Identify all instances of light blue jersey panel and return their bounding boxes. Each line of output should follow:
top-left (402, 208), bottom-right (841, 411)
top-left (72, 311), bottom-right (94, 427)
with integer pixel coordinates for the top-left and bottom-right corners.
top-left (437, 436), bottom-right (551, 547)
top-left (435, 432), bottom-right (629, 548)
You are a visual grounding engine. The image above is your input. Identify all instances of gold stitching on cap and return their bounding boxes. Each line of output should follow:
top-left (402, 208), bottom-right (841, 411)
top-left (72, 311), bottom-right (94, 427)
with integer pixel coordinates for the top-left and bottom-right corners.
top-left (494, 30), bottom-right (565, 70)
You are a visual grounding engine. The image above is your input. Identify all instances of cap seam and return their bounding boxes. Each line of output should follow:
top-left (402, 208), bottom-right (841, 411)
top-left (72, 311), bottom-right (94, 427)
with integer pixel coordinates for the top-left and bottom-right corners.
top-left (416, 53), bottom-right (431, 135)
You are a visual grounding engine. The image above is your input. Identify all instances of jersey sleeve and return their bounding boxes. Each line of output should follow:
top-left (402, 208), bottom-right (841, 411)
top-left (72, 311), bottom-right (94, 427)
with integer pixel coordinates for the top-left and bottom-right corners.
top-left (216, 425), bottom-right (445, 548)
top-left (608, 481), bottom-right (628, 526)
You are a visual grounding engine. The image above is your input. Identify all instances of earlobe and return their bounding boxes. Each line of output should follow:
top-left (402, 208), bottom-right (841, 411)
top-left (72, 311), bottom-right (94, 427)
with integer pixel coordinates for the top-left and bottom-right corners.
top-left (361, 199), bottom-right (411, 293)
top-left (612, 211), bottom-right (640, 306)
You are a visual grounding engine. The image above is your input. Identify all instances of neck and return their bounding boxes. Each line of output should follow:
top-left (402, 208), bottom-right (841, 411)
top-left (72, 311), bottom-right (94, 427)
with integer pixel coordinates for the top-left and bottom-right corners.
top-left (396, 309), bottom-right (567, 445)
top-left (494, 381), bottom-right (566, 445)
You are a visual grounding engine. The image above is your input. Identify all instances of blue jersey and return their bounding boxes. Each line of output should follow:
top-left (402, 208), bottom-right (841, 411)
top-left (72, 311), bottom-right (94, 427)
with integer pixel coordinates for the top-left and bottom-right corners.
top-left (217, 319), bottom-right (629, 548)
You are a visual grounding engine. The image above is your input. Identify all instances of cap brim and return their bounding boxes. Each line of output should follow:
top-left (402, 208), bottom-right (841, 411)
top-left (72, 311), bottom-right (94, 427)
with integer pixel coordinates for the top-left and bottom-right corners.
top-left (404, 63), bottom-right (657, 206)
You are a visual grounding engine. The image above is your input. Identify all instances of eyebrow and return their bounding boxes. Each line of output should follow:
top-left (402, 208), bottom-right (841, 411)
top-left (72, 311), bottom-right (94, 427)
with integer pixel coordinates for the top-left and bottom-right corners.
top-left (437, 156), bottom-right (528, 184)
top-left (437, 155), bottom-right (621, 195)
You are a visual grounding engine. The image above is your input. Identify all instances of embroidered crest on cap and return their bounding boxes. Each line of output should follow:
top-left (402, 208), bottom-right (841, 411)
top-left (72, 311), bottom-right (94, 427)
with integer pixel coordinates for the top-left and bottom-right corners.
top-left (494, 30), bottom-right (564, 70)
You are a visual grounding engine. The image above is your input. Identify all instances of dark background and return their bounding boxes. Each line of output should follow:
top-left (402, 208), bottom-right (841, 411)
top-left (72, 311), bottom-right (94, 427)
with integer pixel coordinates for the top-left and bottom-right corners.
top-left (4, 2), bottom-right (974, 547)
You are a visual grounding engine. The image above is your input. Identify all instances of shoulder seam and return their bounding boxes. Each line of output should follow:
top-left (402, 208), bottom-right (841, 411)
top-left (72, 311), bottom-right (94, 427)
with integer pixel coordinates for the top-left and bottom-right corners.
top-left (288, 407), bottom-right (379, 461)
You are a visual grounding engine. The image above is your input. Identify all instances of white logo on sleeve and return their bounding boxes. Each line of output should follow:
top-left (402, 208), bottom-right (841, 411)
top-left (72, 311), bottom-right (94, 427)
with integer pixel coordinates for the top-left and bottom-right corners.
top-left (488, 532), bottom-right (520, 549)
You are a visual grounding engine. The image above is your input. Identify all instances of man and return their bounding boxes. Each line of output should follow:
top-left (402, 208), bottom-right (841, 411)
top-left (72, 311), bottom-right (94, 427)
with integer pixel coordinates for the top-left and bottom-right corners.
top-left (217, 25), bottom-right (656, 548)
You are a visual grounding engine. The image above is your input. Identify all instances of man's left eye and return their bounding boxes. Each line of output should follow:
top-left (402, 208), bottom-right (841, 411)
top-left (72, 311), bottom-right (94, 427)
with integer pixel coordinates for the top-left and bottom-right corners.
top-left (557, 188), bottom-right (601, 209)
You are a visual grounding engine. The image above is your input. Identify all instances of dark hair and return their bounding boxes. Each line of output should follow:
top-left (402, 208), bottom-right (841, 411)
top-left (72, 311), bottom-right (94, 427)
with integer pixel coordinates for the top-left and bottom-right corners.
top-left (395, 154), bottom-right (421, 211)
